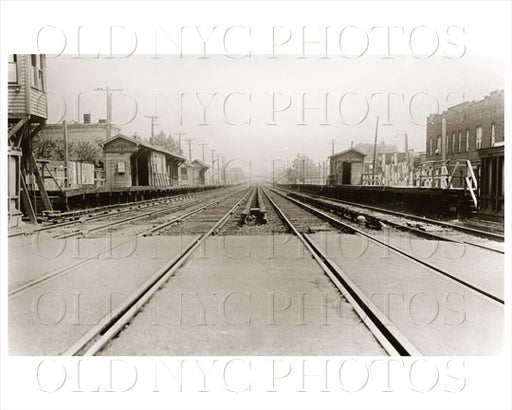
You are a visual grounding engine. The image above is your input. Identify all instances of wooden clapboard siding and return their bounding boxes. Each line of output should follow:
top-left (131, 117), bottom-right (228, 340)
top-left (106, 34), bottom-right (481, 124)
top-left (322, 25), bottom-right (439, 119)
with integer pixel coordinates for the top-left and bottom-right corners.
top-left (29, 88), bottom-right (47, 119)
top-left (28, 55), bottom-right (48, 119)
top-left (105, 152), bottom-right (132, 189)
top-left (8, 54), bottom-right (48, 119)
top-left (8, 55), bottom-right (28, 117)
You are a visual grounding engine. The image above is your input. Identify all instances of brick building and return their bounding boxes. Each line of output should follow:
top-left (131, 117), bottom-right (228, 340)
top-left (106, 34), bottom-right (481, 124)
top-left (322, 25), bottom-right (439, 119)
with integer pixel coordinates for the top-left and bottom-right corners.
top-left (426, 89), bottom-right (504, 163)
top-left (39, 115), bottom-right (121, 148)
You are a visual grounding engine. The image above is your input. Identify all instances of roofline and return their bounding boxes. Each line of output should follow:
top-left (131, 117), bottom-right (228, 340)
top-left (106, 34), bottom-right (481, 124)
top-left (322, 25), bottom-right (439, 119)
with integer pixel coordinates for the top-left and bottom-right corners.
top-left (99, 134), bottom-right (187, 162)
top-left (328, 148), bottom-right (366, 158)
top-left (191, 159), bottom-right (210, 169)
top-left (42, 123), bottom-right (122, 129)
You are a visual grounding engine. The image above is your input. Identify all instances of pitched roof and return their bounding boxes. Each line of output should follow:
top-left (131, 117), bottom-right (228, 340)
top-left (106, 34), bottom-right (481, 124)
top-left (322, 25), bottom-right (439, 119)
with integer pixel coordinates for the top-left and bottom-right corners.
top-left (329, 148), bottom-right (366, 159)
top-left (99, 134), bottom-right (186, 162)
top-left (191, 159), bottom-right (209, 169)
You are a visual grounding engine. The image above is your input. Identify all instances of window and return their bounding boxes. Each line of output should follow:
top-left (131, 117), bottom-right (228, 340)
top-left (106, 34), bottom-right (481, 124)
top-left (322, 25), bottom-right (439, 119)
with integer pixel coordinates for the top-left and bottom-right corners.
top-left (458, 131), bottom-right (462, 153)
top-left (476, 126), bottom-right (483, 149)
top-left (8, 54), bottom-right (18, 83)
top-left (466, 129), bottom-right (470, 152)
top-left (491, 123), bottom-right (496, 146)
top-left (30, 54), bottom-right (44, 90)
top-left (452, 132), bottom-right (456, 154)
top-left (429, 138), bottom-right (433, 156)
top-left (446, 134), bottom-right (450, 154)
top-left (436, 136), bottom-right (441, 155)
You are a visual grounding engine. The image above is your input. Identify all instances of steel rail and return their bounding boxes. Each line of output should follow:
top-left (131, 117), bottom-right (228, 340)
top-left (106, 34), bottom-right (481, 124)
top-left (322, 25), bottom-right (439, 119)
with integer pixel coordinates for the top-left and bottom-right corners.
top-left (53, 189), bottom-right (237, 240)
top-left (270, 187), bottom-right (504, 305)
top-left (262, 187), bottom-right (421, 356)
top-left (8, 191), bottom-right (203, 238)
top-left (140, 190), bottom-right (244, 236)
top-left (285, 190), bottom-right (503, 255)
top-left (281, 186), bottom-right (504, 241)
top-left (62, 189), bottom-right (250, 356)
top-left (8, 189), bottom-right (247, 297)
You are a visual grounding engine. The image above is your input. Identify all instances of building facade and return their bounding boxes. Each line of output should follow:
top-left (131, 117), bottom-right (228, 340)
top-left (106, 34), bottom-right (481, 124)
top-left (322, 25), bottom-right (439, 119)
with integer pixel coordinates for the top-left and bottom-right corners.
top-left (328, 148), bottom-right (366, 185)
top-left (179, 160), bottom-right (209, 185)
top-left (8, 54), bottom-right (49, 224)
top-left (39, 117), bottom-right (121, 148)
top-left (426, 90), bottom-right (504, 163)
top-left (100, 134), bottom-right (185, 189)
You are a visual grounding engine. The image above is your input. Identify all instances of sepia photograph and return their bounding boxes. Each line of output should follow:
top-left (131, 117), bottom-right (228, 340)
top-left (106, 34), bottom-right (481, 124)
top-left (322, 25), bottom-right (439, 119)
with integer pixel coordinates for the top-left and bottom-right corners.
top-left (1, 1), bottom-right (510, 409)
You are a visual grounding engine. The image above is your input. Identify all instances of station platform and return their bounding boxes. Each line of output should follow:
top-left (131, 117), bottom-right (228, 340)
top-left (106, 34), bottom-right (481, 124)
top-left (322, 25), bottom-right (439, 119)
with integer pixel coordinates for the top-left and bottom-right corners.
top-left (279, 184), bottom-right (474, 219)
top-left (30, 184), bottom-right (224, 212)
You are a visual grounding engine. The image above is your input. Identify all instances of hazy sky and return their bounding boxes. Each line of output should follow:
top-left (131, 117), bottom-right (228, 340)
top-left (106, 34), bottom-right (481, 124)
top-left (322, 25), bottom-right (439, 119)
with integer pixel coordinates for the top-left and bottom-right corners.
top-left (45, 54), bottom-right (503, 170)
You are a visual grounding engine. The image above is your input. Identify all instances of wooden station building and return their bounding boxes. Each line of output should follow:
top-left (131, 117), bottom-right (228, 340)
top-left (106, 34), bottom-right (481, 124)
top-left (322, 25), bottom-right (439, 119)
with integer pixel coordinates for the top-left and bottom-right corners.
top-left (99, 134), bottom-right (186, 189)
top-left (180, 160), bottom-right (209, 185)
top-left (328, 148), bottom-right (366, 185)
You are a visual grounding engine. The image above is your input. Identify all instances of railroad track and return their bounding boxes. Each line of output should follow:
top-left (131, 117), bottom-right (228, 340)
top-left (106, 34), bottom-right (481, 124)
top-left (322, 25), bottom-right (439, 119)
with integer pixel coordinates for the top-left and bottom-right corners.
top-left (61, 188), bottom-right (251, 356)
top-left (239, 186), bottom-right (268, 226)
top-left (279, 187), bottom-right (504, 254)
top-left (7, 189), bottom-right (219, 238)
top-left (262, 187), bottom-right (420, 356)
top-left (8, 187), bottom-right (249, 298)
top-left (284, 187), bottom-right (504, 241)
top-left (45, 186), bottom-right (242, 239)
top-left (262, 186), bottom-right (504, 355)
top-left (269, 187), bottom-right (504, 304)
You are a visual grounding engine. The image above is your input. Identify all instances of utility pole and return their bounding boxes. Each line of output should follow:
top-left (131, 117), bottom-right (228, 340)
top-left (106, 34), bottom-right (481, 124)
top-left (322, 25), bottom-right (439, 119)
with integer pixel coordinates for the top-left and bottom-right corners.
top-left (210, 150), bottom-right (215, 185)
top-left (94, 86), bottom-right (123, 140)
top-left (144, 115), bottom-right (159, 144)
top-left (302, 159), bottom-right (306, 184)
top-left (185, 138), bottom-right (193, 162)
top-left (441, 118), bottom-right (447, 161)
top-left (198, 143), bottom-right (208, 162)
top-left (217, 153), bottom-right (220, 184)
top-left (404, 132), bottom-right (410, 179)
top-left (272, 159), bottom-right (277, 187)
top-left (371, 116), bottom-right (380, 185)
top-left (63, 121), bottom-right (69, 188)
top-left (221, 156), bottom-right (226, 184)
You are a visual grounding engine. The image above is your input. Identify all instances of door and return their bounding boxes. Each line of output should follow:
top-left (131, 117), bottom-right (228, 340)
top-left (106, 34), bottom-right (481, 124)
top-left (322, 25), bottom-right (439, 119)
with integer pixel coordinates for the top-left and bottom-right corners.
top-left (342, 162), bottom-right (351, 184)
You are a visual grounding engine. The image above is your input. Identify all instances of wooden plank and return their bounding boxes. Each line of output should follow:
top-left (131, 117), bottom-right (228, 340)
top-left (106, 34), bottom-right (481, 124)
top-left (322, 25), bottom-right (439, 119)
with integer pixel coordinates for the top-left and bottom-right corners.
top-left (8, 55), bottom-right (28, 116)
top-left (20, 174), bottom-right (37, 224)
top-left (30, 152), bottom-right (53, 211)
top-left (43, 163), bottom-right (63, 192)
top-left (8, 118), bottom-right (28, 140)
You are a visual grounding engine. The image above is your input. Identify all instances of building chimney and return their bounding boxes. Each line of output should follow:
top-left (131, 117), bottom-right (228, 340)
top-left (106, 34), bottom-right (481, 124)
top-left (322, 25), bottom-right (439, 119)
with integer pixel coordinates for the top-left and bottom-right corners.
top-left (83, 113), bottom-right (91, 124)
top-left (98, 118), bottom-right (106, 124)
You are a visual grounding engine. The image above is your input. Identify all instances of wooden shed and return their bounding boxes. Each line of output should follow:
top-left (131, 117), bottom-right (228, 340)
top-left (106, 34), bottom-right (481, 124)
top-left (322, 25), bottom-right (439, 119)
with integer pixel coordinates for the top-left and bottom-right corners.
top-left (100, 134), bottom-right (186, 189)
top-left (328, 148), bottom-right (366, 185)
top-left (190, 160), bottom-right (209, 185)
top-left (179, 160), bottom-right (209, 186)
